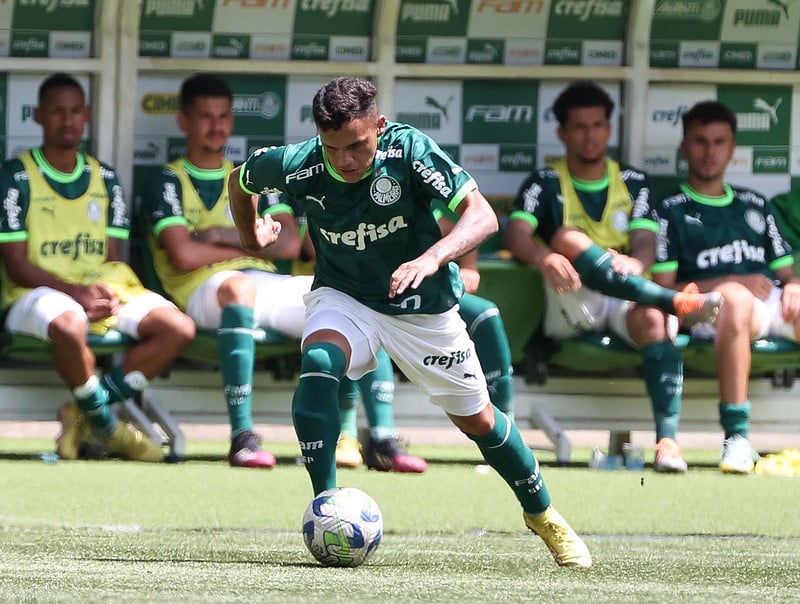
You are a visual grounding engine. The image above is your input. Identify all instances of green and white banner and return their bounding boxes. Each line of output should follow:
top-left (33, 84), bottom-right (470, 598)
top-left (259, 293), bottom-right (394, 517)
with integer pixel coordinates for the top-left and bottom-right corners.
top-left (130, 77), bottom-right (619, 201)
top-left (396, 0), bottom-right (627, 65)
top-left (0, 0), bottom-right (95, 58)
top-left (138, 0), bottom-right (373, 61)
top-left (651, 0), bottom-right (800, 69)
top-left (644, 83), bottom-right (795, 200)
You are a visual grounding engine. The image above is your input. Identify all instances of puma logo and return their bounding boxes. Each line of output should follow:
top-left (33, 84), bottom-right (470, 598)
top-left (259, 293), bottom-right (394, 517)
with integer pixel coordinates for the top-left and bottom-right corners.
top-left (306, 194), bottom-right (326, 210)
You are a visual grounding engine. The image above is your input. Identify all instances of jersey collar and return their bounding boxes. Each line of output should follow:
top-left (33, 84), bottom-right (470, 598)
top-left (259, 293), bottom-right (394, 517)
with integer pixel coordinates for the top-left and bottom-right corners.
top-left (32, 147), bottom-right (85, 184)
top-left (680, 183), bottom-right (734, 206)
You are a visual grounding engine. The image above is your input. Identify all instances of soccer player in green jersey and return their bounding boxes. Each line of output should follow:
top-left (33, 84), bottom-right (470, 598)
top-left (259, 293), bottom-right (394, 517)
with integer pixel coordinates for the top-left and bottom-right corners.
top-left (651, 100), bottom-right (800, 474)
top-left (141, 73), bottom-right (312, 469)
top-left (504, 81), bottom-right (725, 473)
top-left (229, 76), bottom-right (592, 568)
top-left (0, 73), bottom-right (196, 462)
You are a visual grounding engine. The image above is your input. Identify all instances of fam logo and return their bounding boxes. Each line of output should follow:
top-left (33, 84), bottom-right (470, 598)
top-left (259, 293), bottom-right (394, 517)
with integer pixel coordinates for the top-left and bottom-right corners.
top-left (737, 97), bottom-right (782, 132)
top-left (370, 175), bottom-right (402, 206)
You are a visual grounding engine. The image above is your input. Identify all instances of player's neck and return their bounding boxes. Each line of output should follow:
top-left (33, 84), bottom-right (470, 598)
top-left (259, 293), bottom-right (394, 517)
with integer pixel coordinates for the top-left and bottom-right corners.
top-left (185, 149), bottom-right (224, 170)
top-left (39, 144), bottom-right (79, 174)
top-left (685, 176), bottom-right (726, 197)
top-left (566, 156), bottom-right (606, 182)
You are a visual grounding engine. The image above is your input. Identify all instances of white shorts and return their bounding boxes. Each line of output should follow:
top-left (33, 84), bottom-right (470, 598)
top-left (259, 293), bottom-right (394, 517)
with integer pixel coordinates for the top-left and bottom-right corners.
top-left (302, 287), bottom-right (490, 417)
top-left (543, 285), bottom-right (678, 347)
top-left (692, 287), bottom-right (796, 340)
top-left (4, 286), bottom-right (175, 341)
top-left (186, 270), bottom-right (313, 337)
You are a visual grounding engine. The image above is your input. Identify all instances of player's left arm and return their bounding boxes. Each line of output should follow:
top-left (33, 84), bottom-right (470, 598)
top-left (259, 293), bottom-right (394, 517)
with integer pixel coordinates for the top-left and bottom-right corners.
top-left (436, 210), bottom-right (480, 293)
top-left (390, 189), bottom-right (497, 298)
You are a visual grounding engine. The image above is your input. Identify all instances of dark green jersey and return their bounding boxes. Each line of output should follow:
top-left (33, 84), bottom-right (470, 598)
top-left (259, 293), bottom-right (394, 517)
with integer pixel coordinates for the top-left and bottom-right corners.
top-left (652, 184), bottom-right (794, 282)
top-left (239, 121), bottom-right (478, 315)
top-left (509, 161), bottom-right (655, 253)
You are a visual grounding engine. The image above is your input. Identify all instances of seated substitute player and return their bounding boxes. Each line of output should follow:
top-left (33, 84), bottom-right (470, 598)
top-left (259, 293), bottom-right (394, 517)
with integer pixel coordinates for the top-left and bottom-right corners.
top-left (0, 73), bottom-right (195, 462)
top-left (229, 76), bottom-right (592, 568)
top-left (503, 81), bottom-right (723, 473)
top-left (651, 100), bottom-right (800, 475)
top-left (141, 73), bottom-right (312, 469)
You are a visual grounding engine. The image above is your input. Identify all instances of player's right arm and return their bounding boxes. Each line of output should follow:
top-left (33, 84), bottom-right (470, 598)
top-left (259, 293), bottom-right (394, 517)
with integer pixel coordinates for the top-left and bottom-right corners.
top-left (504, 172), bottom-right (581, 294)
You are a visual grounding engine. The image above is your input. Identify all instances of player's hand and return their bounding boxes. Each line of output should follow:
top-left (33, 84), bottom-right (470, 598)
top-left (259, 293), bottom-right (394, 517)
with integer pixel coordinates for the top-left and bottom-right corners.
top-left (389, 256), bottom-right (439, 298)
top-left (73, 283), bottom-right (120, 320)
top-left (241, 215), bottom-right (282, 251)
top-left (781, 281), bottom-right (800, 323)
top-left (538, 251), bottom-right (581, 295)
top-left (459, 267), bottom-right (481, 294)
top-left (608, 249), bottom-right (644, 276)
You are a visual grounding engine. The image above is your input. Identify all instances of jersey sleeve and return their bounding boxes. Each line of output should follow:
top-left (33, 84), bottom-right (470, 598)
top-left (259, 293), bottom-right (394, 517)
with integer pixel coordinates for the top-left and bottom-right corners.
top-left (98, 161), bottom-right (129, 240)
top-left (651, 202), bottom-right (679, 275)
top-left (628, 171), bottom-right (658, 233)
top-left (257, 190), bottom-right (294, 218)
top-left (407, 130), bottom-right (477, 212)
top-left (239, 145), bottom-right (289, 196)
top-left (509, 171), bottom-right (547, 233)
top-left (0, 159), bottom-right (30, 243)
top-left (144, 166), bottom-right (189, 239)
top-left (764, 201), bottom-right (794, 271)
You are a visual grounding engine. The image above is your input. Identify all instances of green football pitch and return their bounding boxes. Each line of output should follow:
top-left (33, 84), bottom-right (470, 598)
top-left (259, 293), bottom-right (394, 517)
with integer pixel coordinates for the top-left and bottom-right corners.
top-left (1, 437), bottom-right (799, 603)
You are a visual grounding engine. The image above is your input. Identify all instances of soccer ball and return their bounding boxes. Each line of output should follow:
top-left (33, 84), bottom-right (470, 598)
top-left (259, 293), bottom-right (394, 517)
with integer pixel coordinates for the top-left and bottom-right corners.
top-left (302, 487), bottom-right (383, 567)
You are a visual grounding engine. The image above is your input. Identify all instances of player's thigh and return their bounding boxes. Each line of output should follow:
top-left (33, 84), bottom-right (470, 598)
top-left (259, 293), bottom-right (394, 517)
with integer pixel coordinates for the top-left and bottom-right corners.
top-left (302, 287), bottom-right (379, 378)
top-left (184, 270), bottom-right (242, 329)
top-left (379, 308), bottom-right (489, 417)
top-left (5, 287), bottom-right (86, 340)
top-left (116, 292), bottom-right (178, 338)
top-left (247, 270), bottom-right (313, 338)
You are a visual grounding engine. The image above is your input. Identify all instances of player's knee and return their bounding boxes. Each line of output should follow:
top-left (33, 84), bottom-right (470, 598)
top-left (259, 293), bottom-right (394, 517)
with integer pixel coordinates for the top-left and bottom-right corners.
top-left (301, 342), bottom-right (347, 378)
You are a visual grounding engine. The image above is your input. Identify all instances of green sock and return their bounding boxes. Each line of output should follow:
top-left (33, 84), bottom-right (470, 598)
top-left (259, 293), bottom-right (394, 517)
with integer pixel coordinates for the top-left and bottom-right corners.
top-left (573, 244), bottom-right (681, 315)
top-left (73, 376), bottom-right (116, 436)
top-left (468, 405), bottom-right (551, 515)
top-left (360, 349), bottom-right (396, 442)
top-left (719, 401), bottom-right (751, 439)
top-left (219, 305), bottom-right (255, 437)
top-left (101, 366), bottom-right (138, 403)
top-left (641, 340), bottom-right (682, 441)
top-left (293, 343), bottom-right (347, 494)
top-left (338, 378), bottom-right (360, 439)
top-left (460, 294), bottom-right (514, 421)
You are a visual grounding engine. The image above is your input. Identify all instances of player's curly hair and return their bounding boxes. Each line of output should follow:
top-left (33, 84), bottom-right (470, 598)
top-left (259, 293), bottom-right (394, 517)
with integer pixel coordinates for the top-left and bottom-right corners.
top-left (312, 76), bottom-right (378, 132)
top-left (552, 81), bottom-right (614, 126)
top-left (179, 73), bottom-right (232, 112)
top-left (681, 100), bottom-right (737, 136)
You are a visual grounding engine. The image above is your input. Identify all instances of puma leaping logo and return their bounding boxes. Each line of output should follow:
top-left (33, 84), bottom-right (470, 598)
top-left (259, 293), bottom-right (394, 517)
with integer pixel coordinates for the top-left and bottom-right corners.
top-left (306, 194), bottom-right (326, 210)
top-left (753, 97), bottom-right (782, 124)
top-left (767, 0), bottom-right (793, 19)
top-left (425, 95), bottom-right (454, 122)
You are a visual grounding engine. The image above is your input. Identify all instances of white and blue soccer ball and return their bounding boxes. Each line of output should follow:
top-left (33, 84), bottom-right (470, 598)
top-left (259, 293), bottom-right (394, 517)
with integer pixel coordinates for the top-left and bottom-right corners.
top-left (302, 487), bottom-right (383, 567)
